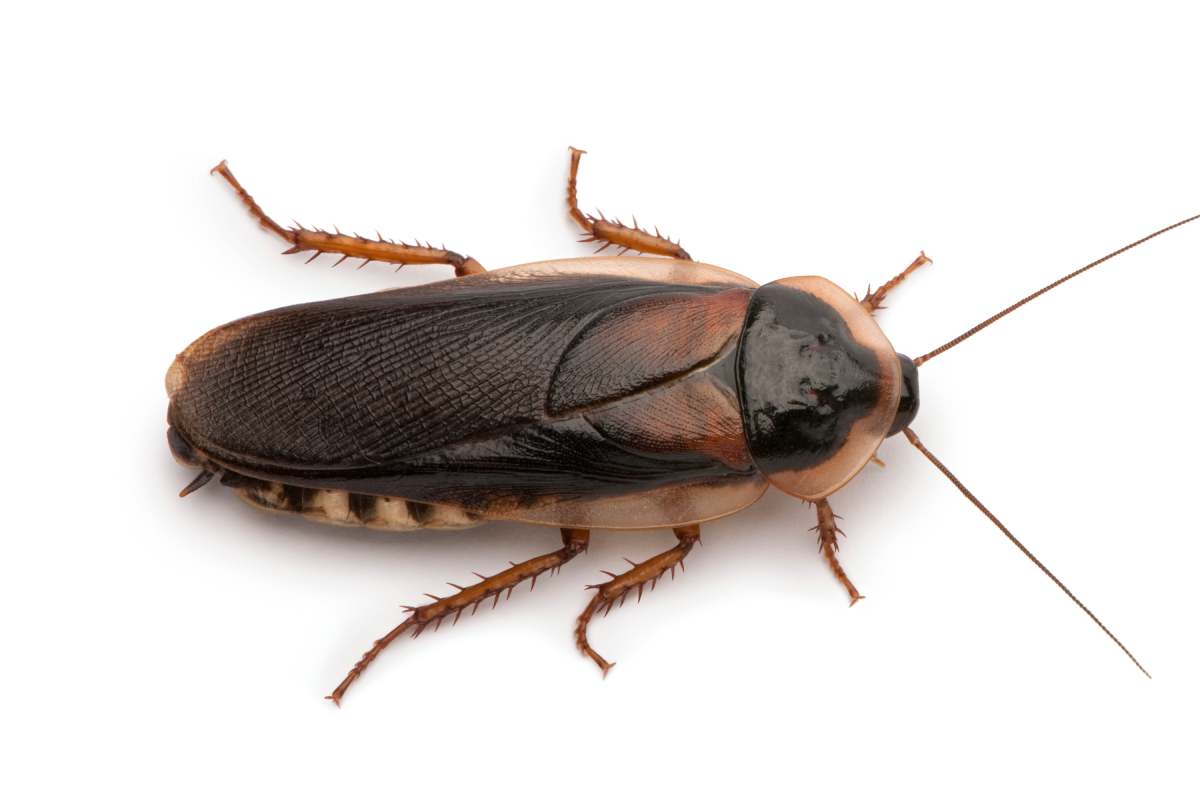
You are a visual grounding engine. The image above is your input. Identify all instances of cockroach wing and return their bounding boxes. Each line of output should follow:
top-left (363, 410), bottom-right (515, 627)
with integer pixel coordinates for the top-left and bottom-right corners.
top-left (167, 258), bottom-right (769, 529)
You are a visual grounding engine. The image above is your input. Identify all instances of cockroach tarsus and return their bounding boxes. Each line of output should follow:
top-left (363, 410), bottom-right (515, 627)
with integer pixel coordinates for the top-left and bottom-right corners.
top-left (168, 149), bottom-right (1198, 703)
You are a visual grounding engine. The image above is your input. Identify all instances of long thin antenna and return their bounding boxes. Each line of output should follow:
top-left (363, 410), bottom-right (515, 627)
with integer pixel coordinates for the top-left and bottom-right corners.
top-left (914, 213), bottom-right (1200, 367)
top-left (902, 427), bottom-right (1150, 678)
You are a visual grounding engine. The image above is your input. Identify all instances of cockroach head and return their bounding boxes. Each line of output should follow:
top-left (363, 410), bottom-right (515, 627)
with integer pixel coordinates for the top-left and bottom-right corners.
top-left (888, 354), bottom-right (919, 435)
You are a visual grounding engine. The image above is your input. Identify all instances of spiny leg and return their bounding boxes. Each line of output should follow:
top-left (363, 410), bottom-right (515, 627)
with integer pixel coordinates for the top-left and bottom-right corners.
top-left (861, 251), bottom-right (931, 312)
top-left (211, 160), bottom-right (486, 277)
top-left (327, 527), bottom-right (589, 705)
top-left (812, 499), bottom-right (864, 606)
top-left (566, 147), bottom-right (692, 260)
top-left (575, 524), bottom-right (700, 676)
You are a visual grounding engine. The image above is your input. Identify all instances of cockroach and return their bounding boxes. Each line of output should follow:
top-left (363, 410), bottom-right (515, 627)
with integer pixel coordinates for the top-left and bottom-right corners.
top-left (166, 148), bottom-right (1197, 704)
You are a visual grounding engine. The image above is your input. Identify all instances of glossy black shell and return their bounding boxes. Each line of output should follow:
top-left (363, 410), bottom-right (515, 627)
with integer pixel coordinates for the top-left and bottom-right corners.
top-left (736, 283), bottom-right (885, 473)
top-left (729, 277), bottom-right (903, 499)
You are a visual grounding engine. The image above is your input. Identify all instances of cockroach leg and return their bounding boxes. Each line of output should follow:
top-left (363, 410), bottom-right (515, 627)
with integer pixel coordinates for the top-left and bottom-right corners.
top-left (326, 528), bottom-right (589, 705)
top-left (210, 160), bottom-right (486, 277)
top-left (574, 524), bottom-right (701, 676)
top-left (860, 251), bottom-right (931, 312)
top-left (813, 499), bottom-right (864, 606)
top-left (566, 147), bottom-right (692, 260)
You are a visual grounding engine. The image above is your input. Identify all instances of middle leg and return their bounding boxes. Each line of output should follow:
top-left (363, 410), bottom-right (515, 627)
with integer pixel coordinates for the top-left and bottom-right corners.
top-left (575, 524), bottom-right (701, 676)
top-left (565, 147), bottom-right (693, 260)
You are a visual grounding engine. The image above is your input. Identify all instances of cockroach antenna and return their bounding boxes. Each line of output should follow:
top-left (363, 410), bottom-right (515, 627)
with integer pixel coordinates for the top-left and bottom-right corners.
top-left (913, 212), bottom-right (1200, 367)
top-left (902, 428), bottom-right (1151, 678)
top-left (898, 213), bottom-right (1200, 673)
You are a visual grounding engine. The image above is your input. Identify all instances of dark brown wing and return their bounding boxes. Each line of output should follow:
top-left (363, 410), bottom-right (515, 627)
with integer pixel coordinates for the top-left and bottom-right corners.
top-left (167, 258), bottom-right (763, 526)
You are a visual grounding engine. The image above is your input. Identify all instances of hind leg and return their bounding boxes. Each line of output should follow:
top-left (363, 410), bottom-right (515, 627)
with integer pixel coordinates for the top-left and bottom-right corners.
top-left (565, 148), bottom-right (692, 260)
top-left (211, 161), bottom-right (485, 276)
top-left (327, 528), bottom-right (589, 705)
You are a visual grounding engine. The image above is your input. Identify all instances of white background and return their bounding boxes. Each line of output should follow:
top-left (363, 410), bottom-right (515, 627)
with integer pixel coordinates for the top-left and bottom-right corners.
top-left (5, 2), bottom-right (1199, 798)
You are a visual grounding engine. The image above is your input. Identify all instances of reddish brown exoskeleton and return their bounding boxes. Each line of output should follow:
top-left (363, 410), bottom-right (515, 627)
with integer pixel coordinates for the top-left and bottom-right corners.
top-left (167, 148), bottom-right (1196, 703)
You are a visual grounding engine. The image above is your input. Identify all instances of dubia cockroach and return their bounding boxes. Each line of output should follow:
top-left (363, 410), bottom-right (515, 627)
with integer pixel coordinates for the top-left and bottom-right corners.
top-left (166, 148), bottom-right (1197, 704)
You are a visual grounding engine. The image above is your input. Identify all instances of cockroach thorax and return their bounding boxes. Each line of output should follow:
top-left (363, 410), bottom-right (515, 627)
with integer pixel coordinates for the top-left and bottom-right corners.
top-left (736, 276), bottom-right (902, 500)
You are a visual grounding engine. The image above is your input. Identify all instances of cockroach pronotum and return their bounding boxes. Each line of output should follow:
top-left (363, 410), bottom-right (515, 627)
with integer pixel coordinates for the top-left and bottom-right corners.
top-left (166, 148), bottom-right (1197, 704)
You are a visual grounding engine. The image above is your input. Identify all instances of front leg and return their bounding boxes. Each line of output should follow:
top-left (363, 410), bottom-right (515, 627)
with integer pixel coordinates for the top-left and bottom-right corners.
top-left (861, 251), bottom-right (931, 312)
top-left (813, 499), bottom-right (865, 606)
